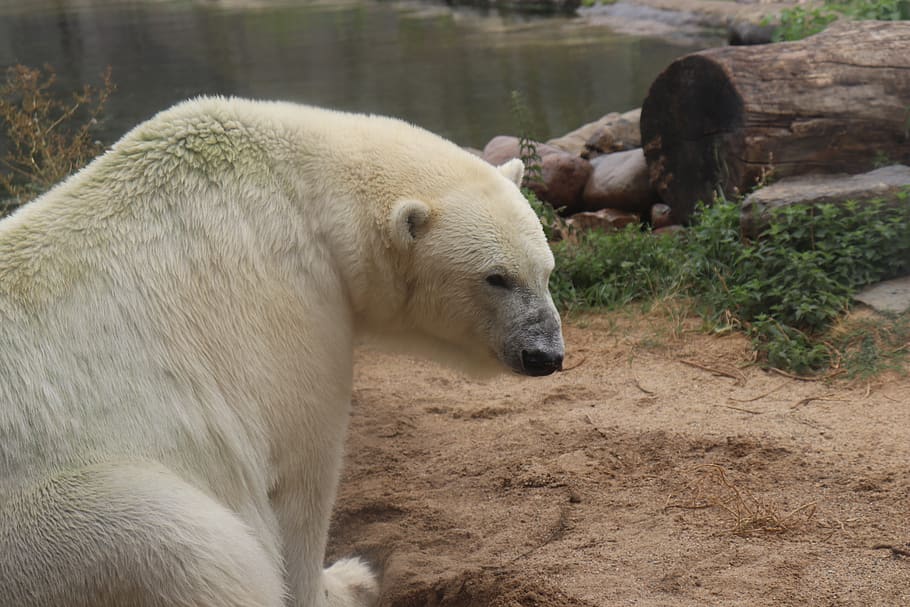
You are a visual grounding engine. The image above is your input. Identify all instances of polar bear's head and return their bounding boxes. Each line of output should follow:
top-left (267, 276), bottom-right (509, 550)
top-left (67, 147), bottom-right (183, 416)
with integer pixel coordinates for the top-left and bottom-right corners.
top-left (381, 158), bottom-right (564, 378)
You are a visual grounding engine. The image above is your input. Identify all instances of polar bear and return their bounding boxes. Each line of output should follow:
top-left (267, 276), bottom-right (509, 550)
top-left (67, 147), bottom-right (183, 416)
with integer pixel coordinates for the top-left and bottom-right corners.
top-left (0, 97), bottom-right (563, 607)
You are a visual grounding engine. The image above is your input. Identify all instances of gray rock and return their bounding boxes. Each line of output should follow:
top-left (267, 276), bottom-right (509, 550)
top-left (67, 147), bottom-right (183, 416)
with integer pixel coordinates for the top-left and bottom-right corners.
top-left (482, 135), bottom-right (592, 213)
top-left (728, 21), bottom-right (775, 46)
top-left (581, 148), bottom-right (657, 214)
top-left (854, 275), bottom-right (910, 314)
top-left (741, 165), bottom-right (910, 236)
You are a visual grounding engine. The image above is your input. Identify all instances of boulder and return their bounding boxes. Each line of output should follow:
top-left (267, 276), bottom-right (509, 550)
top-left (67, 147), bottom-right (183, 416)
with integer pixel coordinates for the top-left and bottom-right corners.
top-left (583, 108), bottom-right (641, 158)
top-left (854, 275), bottom-right (910, 314)
top-left (741, 164), bottom-right (910, 236)
top-left (652, 224), bottom-right (685, 237)
top-left (728, 21), bottom-right (775, 46)
top-left (483, 136), bottom-right (592, 213)
top-left (581, 148), bottom-right (657, 214)
top-left (546, 108), bottom-right (641, 157)
top-left (650, 203), bottom-right (673, 229)
top-left (565, 208), bottom-right (640, 234)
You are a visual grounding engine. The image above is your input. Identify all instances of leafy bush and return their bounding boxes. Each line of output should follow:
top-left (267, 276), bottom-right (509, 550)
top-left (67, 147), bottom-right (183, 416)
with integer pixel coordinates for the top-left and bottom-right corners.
top-left (541, 192), bottom-right (910, 375)
top-left (550, 224), bottom-right (685, 310)
top-left (0, 64), bottom-right (114, 216)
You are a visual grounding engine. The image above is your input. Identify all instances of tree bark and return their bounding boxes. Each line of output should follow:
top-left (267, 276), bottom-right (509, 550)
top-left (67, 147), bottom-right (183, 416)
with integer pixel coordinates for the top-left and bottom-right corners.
top-left (640, 21), bottom-right (910, 224)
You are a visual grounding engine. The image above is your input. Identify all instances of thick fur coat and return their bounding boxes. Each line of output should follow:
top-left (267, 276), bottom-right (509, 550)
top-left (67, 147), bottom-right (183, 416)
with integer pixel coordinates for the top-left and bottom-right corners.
top-left (0, 97), bottom-right (563, 607)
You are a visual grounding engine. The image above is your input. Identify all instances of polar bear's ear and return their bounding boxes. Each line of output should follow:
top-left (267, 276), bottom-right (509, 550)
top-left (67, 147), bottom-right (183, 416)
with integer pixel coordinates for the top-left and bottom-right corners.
top-left (498, 158), bottom-right (525, 187)
top-left (390, 199), bottom-right (431, 249)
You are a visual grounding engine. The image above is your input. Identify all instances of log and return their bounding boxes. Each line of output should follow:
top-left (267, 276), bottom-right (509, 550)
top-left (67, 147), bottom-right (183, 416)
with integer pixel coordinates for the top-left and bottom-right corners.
top-left (640, 21), bottom-right (910, 224)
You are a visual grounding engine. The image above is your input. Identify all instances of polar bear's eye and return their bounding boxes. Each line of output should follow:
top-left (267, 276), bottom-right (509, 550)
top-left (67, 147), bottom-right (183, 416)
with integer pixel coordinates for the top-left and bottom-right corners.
top-left (485, 274), bottom-right (510, 289)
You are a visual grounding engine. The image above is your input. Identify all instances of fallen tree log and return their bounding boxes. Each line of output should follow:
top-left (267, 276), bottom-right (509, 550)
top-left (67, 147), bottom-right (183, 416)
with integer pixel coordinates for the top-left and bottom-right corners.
top-left (641, 20), bottom-right (910, 224)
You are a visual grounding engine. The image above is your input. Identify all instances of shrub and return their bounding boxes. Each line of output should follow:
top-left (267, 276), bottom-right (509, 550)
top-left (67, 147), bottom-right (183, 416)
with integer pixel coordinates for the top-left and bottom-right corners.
top-left (0, 64), bottom-right (114, 216)
top-left (538, 192), bottom-right (910, 375)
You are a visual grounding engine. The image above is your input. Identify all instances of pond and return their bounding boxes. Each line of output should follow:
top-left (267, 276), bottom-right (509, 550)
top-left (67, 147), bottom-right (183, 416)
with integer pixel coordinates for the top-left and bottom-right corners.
top-left (0, 0), bottom-right (720, 149)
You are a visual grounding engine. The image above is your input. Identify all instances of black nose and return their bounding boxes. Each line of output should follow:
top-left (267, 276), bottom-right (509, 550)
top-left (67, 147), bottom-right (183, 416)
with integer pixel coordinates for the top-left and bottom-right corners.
top-left (521, 349), bottom-right (564, 377)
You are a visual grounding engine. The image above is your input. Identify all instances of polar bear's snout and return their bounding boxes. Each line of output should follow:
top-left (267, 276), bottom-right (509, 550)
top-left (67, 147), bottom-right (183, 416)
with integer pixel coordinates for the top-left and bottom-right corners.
top-left (521, 347), bottom-right (563, 376)
top-left (504, 301), bottom-right (564, 377)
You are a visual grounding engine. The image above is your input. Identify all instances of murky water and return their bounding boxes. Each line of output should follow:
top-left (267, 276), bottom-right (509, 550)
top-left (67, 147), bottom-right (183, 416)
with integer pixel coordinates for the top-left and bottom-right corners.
top-left (0, 0), bottom-right (718, 148)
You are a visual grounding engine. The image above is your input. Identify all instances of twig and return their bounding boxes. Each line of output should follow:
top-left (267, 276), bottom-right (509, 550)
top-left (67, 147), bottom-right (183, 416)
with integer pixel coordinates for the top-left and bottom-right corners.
top-left (583, 414), bottom-right (610, 441)
top-left (872, 544), bottom-right (910, 558)
top-left (633, 378), bottom-right (655, 395)
top-left (768, 367), bottom-right (820, 382)
top-left (723, 404), bottom-right (764, 415)
top-left (560, 355), bottom-right (587, 372)
top-left (678, 359), bottom-right (746, 383)
top-left (790, 392), bottom-right (838, 409)
top-left (729, 381), bottom-right (788, 403)
top-left (508, 506), bottom-right (569, 563)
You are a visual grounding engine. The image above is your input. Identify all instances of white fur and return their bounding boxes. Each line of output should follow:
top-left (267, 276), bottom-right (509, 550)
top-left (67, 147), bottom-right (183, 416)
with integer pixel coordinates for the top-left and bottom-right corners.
top-left (0, 97), bottom-right (561, 606)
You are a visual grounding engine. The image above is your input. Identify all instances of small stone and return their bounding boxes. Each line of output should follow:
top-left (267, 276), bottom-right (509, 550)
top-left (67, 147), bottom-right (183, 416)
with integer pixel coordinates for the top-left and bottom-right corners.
top-left (565, 208), bottom-right (640, 233)
top-left (650, 203), bottom-right (673, 229)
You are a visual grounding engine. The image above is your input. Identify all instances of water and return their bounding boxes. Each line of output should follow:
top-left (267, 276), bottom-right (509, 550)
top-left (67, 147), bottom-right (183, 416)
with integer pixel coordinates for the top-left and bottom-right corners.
top-left (0, 0), bottom-right (718, 148)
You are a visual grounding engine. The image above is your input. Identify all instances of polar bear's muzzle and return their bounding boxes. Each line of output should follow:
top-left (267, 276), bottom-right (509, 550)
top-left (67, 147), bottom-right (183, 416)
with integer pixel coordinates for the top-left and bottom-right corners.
top-left (520, 347), bottom-right (564, 376)
top-left (504, 301), bottom-right (564, 377)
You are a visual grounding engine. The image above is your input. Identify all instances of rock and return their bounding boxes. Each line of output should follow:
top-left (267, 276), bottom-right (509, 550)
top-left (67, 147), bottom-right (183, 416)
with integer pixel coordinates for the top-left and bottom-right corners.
top-left (583, 109), bottom-right (641, 158)
top-left (547, 116), bottom-right (616, 157)
top-left (854, 275), bottom-right (910, 314)
top-left (446, 0), bottom-right (580, 13)
top-left (650, 203), bottom-right (673, 229)
top-left (652, 224), bottom-right (684, 237)
top-left (482, 136), bottom-right (523, 166)
top-left (546, 108), bottom-right (641, 158)
top-left (482, 136), bottom-right (592, 213)
top-left (741, 165), bottom-right (910, 236)
top-left (565, 208), bottom-right (640, 233)
top-left (581, 148), bottom-right (657, 214)
top-left (577, 2), bottom-right (719, 42)
top-left (727, 21), bottom-right (775, 46)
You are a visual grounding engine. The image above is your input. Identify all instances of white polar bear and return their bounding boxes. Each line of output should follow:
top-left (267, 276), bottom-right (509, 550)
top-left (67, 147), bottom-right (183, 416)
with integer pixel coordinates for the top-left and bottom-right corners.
top-left (0, 97), bottom-right (564, 607)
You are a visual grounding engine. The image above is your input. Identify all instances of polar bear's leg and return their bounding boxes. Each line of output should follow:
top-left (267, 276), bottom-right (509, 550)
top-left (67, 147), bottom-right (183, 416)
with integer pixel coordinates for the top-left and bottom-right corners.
top-left (0, 462), bottom-right (285, 607)
top-left (323, 557), bottom-right (381, 607)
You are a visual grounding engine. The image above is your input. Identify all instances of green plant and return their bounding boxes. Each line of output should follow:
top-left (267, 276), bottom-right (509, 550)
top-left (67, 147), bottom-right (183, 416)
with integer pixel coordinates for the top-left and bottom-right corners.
top-left (765, 0), bottom-right (910, 41)
top-left (549, 224), bottom-right (686, 311)
top-left (828, 311), bottom-right (910, 378)
top-left (543, 188), bottom-right (910, 375)
top-left (686, 195), bottom-right (910, 374)
top-left (767, 6), bottom-right (839, 41)
top-left (0, 64), bottom-right (114, 216)
top-left (832, 0), bottom-right (910, 20)
top-left (510, 89), bottom-right (564, 240)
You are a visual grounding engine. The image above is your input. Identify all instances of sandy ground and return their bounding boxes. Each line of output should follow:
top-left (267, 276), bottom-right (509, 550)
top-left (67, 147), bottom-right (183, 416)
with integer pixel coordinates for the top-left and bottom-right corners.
top-left (328, 310), bottom-right (910, 606)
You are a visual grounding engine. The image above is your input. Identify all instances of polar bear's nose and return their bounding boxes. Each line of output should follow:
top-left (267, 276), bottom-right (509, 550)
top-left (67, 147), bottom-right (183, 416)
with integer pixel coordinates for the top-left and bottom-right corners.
top-left (521, 349), bottom-right (564, 376)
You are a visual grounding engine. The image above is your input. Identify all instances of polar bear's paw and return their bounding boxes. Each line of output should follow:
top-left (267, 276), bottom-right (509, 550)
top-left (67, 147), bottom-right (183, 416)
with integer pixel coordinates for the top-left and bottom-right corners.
top-left (323, 557), bottom-right (380, 607)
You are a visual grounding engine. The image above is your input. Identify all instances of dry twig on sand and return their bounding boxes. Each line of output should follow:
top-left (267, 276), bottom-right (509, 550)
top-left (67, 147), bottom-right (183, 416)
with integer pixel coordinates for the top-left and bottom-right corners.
top-left (665, 464), bottom-right (816, 536)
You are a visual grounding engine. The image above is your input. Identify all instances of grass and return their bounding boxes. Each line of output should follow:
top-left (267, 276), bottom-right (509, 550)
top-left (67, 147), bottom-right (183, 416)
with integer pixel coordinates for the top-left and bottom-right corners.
top-left (766, 0), bottom-right (910, 41)
top-left (538, 193), bottom-right (910, 376)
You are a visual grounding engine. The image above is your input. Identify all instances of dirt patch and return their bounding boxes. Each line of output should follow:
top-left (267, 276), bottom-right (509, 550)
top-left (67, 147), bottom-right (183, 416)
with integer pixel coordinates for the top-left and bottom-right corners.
top-left (329, 311), bottom-right (910, 606)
